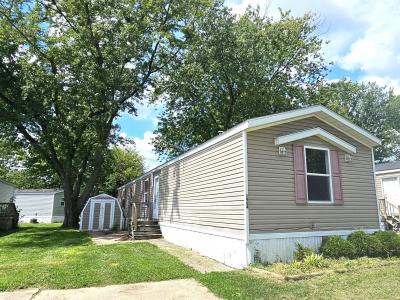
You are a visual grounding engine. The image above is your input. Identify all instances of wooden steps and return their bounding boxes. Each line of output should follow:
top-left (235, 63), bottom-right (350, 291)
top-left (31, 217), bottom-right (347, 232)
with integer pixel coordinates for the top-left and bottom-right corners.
top-left (131, 220), bottom-right (162, 240)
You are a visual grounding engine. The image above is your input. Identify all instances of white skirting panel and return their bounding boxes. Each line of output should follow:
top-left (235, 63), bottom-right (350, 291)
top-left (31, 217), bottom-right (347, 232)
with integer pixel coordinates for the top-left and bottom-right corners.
top-left (19, 216), bottom-right (53, 223)
top-left (249, 229), bottom-right (380, 264)
top-left (51, 216), bottom-right (65, 223)
top-left (160, 222), bottom-right (247, 268)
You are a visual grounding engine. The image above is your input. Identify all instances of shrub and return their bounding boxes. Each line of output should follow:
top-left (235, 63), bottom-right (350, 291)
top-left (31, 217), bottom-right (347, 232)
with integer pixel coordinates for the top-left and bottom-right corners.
top-left (373, 231), bottom-right (400, 257)
top-left (320, 236), bottom-right (356, 259)
top-left (348, 231), bottom-right (386, 258)
top-left (30, 218), bottom-right (38, 224)
top-left (293, 243), bottom-right (315, 261)
top-left (303, 253), bottom-right (328, 268)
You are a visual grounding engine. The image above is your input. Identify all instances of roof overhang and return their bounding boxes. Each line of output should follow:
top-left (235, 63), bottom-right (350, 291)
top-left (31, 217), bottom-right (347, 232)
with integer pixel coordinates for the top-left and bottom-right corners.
top-left (118, 105), bottom-right (381, 187)
top-left (275, 127), bottom-right (357, 154)
top-left (247, 105), bottom-right (381, 148)
top-left (375, 169), bottom-right (400, 175)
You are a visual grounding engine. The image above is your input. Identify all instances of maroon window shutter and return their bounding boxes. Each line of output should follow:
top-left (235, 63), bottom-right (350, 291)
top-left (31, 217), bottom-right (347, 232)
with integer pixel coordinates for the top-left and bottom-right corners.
top-left (293, 144), bottom-right (307, 204)
top-left (330, 150), bottom-right (344, 205)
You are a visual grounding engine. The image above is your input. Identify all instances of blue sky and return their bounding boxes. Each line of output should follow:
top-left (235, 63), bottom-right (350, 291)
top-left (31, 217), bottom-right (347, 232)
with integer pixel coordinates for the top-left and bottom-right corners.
top-left (117, 0), bottom-right (400, 170)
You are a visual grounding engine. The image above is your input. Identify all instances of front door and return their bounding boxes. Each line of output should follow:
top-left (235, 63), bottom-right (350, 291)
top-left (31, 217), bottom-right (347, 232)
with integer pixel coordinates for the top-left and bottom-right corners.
top-left (152, 176), bottom-right (160, 220)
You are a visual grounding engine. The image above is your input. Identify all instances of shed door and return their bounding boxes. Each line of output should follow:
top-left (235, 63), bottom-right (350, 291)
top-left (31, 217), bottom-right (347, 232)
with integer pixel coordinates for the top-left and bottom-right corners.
top-left (382, 177), bottom-right (400, 207)
top-left (89, 200), bottom-right (115, 231)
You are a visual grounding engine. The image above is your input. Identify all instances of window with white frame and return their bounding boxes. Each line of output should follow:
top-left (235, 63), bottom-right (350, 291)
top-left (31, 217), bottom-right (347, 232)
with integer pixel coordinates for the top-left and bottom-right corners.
top-left (143, 179), bottom-right (149, 203)
top-left (305, 147), bottom-right (332, 202)
top-left (60, 198), bottom-right (65, 206)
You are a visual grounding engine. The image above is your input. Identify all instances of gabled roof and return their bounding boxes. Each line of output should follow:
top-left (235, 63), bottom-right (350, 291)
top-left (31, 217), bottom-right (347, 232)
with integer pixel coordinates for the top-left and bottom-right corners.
top-left (120, 105), bottom-right (381, 186)
top-left (376, 161), bottom-right (400, 173)
top-left (89, 193), bottom-right (117, 200)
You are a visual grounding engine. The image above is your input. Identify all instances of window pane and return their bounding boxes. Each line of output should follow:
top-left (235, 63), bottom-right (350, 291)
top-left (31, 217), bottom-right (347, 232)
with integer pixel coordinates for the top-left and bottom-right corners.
top-left (307, 175), bottom-right (331, 201)
top-left (306, 148), bottom-right (329, 174)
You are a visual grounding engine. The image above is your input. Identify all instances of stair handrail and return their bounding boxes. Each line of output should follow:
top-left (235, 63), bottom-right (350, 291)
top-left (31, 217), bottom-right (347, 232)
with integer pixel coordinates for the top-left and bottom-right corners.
top-left (132, 202), bottom-right (138, 232)
top-left (380, 198), bottom-right (400, 217)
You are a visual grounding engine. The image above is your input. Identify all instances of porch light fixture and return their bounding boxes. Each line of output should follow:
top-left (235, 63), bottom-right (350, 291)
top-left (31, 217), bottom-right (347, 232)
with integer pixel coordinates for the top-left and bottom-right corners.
top-left (278, 146), bottom-right (288, 156)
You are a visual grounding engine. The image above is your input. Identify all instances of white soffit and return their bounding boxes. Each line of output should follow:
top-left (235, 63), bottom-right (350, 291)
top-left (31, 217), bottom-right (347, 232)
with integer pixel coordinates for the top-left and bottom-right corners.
top-left (275, 127), bottom-right (357, 154)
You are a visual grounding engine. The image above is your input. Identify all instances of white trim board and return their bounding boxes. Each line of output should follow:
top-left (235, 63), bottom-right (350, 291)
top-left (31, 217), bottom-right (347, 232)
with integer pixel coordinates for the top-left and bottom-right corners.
top-left (275, 127), bottom-right (357, 154)
top-left (123, 105), bottom-right (380, 186)
top-left (376, 168), bottom-right (400, 175)
top-left (249, 229), bottom-right (380, 240)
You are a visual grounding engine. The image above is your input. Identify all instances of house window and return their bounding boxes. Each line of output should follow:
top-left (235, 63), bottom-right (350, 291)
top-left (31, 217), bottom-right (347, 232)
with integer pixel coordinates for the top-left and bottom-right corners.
top-left (305, 147), bottom-right (332, 202)
top-left (60, 200), bottom-right (65, 206)
top-left (143, 179), bottom-right (149, 203)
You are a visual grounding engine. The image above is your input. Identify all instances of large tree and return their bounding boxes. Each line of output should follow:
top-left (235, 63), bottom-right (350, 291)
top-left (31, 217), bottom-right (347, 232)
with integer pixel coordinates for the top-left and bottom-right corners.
top-left (0, 0), bottom-right (214, 227)
top-left (316, 80), bottom-right (400, 162)
top-left (152, 8), bottom-right (328, 157)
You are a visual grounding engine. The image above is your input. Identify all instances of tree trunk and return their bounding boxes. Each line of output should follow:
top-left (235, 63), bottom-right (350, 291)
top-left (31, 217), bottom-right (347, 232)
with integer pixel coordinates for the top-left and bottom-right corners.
top-left (62, 180), bottom-right (81, 228)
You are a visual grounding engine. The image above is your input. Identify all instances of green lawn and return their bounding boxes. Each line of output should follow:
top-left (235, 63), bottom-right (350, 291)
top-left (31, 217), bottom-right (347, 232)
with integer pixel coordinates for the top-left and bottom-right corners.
top-left (0, 224), bottom-right (196, 291)
top-left (1, 224), bottom-right (400, 300)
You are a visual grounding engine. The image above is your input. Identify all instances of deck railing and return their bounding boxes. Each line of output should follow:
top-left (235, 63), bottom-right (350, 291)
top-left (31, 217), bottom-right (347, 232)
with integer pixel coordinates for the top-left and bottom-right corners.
top-left (378, 198), bottom-right (400, 218)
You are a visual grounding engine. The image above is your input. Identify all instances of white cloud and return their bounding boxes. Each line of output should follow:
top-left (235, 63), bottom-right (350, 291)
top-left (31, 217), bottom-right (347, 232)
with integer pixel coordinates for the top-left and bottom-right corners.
top-left (225, 0), bottom-right (400, 94)
top-left (131, 131), bottom-right (161, 171)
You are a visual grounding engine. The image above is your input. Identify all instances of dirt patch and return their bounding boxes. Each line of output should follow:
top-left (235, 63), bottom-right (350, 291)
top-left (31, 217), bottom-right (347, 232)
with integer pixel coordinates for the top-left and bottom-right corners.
top-left (89, 232), bottom-right (130, 245)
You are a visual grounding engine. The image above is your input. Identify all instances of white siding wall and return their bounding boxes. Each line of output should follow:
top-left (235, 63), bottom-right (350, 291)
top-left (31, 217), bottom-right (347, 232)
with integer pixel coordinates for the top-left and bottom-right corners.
top-left (15, 193), bottom-right (54, 223)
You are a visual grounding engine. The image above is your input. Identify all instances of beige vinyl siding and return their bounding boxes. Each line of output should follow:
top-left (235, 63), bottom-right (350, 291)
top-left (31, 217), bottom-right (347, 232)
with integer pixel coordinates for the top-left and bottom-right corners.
top-left (0, 181), bottom-right (15, 203)
top-left (158, 133), bottom-right (245, 232)
top-left (375, 171), bottom-right (400, 199)
top-left (247, 117), bottom-right (379, 233)
top-left (81, 203), bottom-right (90, 230)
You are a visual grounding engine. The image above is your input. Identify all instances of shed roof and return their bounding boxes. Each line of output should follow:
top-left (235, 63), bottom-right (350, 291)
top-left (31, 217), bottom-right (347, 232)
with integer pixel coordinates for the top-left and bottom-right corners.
top-left (0, 178), bottom-right (16, 187)
top-left (376, 161), bottom-right (400, 173)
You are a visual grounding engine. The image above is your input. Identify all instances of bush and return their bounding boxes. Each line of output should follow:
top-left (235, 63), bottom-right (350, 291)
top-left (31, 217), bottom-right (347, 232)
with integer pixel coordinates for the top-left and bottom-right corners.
top-left (348, 231), bottom-right (386, 258)
top-left (373, 231), bottom-right (400, 257)
top-left (30, 218), bottom-right (38, 224)
top-left (303, 253), bottom-right (328, 268)
top-left (320, 236), bottom-right (356, 259)
top-left (293, 243), bottom-right (315, 261)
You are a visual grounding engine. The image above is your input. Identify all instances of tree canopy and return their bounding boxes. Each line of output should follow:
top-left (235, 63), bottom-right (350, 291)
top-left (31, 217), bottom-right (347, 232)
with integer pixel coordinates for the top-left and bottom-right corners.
top-left (152, 8), bottom-right (328, 157)
top-left (316, 80), bottom-right (400, 162)
top-left (0, 0), bottom-right (216, 226)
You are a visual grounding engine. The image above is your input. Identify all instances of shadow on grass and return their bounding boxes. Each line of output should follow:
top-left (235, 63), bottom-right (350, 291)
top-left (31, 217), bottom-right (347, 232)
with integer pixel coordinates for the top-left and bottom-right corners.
top-left (0, 224), bottom-right (92, 249)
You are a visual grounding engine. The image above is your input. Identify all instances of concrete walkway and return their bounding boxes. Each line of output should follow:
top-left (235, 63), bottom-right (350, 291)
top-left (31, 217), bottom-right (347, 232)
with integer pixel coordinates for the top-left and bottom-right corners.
top-left (0, 279), bottom-right (219, 300)
top-left (148, 239), bottom-right (233, 273)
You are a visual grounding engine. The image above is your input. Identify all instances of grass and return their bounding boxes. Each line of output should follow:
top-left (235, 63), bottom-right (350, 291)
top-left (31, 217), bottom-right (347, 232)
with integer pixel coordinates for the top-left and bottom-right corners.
top-left (199, 264), bottom-right (400, 299)
top-left (259, 256), bottom-right (400, 276)
top-left (1, 224), bottom-right (400, 299)
top-left (0, 224), bottom-right (196, 291)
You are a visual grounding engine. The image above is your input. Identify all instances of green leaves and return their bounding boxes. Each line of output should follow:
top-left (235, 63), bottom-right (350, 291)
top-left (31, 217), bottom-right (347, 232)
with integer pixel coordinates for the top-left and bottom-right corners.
top-left (152, 7), bottom-right (328, 157)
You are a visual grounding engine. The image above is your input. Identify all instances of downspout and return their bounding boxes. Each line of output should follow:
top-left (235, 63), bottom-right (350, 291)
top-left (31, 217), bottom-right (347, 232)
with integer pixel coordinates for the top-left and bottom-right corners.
top-left (371, 149), bottom-right (384, 230)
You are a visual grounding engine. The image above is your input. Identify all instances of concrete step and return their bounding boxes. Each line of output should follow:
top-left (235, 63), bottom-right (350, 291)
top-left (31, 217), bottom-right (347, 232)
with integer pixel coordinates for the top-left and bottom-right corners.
top-left (133, 233), bottom-right (163, 240)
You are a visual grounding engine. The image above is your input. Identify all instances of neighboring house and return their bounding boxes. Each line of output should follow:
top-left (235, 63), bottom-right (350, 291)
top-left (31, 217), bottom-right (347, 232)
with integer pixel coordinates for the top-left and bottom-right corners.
top-left (118, 105), bottom-right (381, 268)
top-left (375, 161), bottom-right (400, 229)
top-left (15, 189), bottom-right (65, 223)
top-left (0, 179), bottom-right (16, 203)
top-left (375, 161), bottom-right (400, 207)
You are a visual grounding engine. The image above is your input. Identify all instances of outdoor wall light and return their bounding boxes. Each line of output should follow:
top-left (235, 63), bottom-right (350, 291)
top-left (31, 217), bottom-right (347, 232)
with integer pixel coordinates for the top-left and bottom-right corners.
top-left (278, 146), bottom-right (288, 156)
